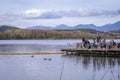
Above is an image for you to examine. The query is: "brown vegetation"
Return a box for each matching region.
[0,29,118,39]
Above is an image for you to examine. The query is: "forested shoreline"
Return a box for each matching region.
[0,29,119,39]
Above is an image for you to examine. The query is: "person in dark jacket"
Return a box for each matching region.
[84,39,91,49]
[117,43,120,48]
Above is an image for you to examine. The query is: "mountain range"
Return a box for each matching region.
[0,21,120,32]
[27,21,120,32]
[0,25,19,32]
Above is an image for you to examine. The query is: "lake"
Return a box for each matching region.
[0,40,120,80]
[0,39,120,53]
[0,40,79,52]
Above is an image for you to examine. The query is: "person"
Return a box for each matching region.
[93,38,97,48]
[101,39,106,49]
[96,35,101,47]
[96,35,101,42]
[84,39,91,49]
[82,38,85,48]
[118,43,120,48]
[109,39,116,49]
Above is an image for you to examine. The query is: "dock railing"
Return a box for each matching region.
[62,42,120,56]
[67,43,77,49]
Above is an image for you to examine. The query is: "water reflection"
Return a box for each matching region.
[62,55,120,80]
[0,54,119,80]
[0,44,66,52]
[63,55,120,71]
[0,44,41,52]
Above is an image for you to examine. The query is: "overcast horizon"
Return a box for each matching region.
[0,0,120,28]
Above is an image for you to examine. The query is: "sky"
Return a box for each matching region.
[0,0,120,28]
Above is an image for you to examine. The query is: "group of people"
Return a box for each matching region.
[78,36,120,49]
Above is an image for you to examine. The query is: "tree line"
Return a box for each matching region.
[0,29,118,39]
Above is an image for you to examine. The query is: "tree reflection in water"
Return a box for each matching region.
[62,55,120,80]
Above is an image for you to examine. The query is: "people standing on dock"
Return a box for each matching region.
[77,37,119,49]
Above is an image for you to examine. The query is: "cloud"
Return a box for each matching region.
[0,13,21,22]
[23,9,62,19]
[59,8,120,17]
[23,8,120,19]
[0,8,119,23]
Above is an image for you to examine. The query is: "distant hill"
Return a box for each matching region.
[72,21,120,31]
[27,25,52,30]
[73,24,97,30]
[54,24,71,30]
[0,25,19,32]
[99,21,120,31]
[0,25,119,39]
[27,21,120,32]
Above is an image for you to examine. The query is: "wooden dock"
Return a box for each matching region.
[61,48,120,57]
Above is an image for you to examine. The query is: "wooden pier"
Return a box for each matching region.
[61,48,120,57]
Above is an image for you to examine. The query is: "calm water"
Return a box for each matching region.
[0,40,80,52]
[0,55,119,80]
[0,40,120,80]
[0,39,120,52]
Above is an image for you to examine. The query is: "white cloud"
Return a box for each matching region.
[23,8,120,19]
[23,9,62,19]
[24,9,48,17]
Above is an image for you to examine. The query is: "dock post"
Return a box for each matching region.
[66,51,68,55]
